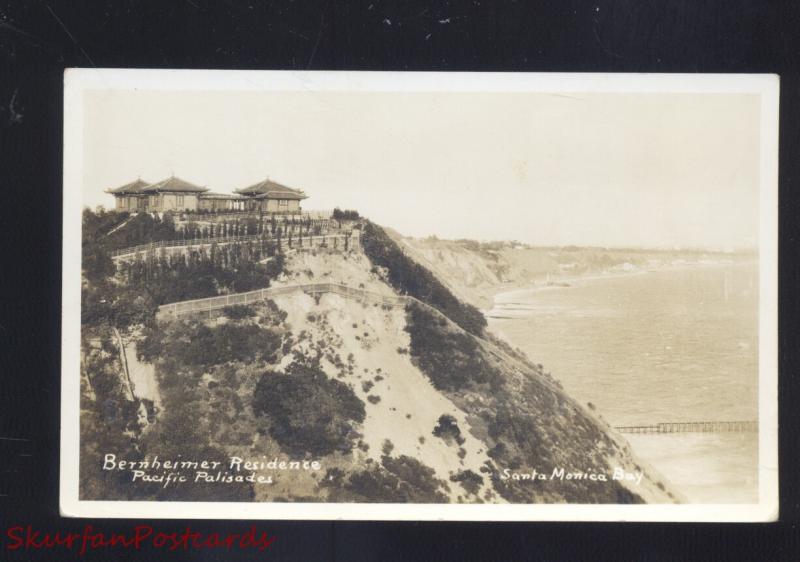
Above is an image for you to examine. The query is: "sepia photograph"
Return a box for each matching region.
[60,70,778,521]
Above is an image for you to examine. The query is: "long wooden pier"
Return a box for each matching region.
[614,421,758,434]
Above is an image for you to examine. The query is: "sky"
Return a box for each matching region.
[81,89,761,249]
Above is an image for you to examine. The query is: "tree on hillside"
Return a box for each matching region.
[332,208,360,221]
[253,362,365,456]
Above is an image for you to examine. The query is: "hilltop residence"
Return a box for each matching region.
[107,176,307,214]
[234,178,307,214]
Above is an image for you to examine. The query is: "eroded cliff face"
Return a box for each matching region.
[265,251,496,502]
[123,233,678,504]
[390,234,567,309]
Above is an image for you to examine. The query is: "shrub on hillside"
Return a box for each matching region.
[82,207,130,240]
[332,208,360,220]
[252,363,366,456]
[222,304,256,319]
[261,299,289,326]
[82,208,128,282]
[138,319,281,366]
[79,398,143,500]
[360,221,486,336]
[381,455,449,501]
[137,403,255,502]
[103,211,179,251]
[110,290,159,330]
[83,244,116,283]
[432,414,466,446]
[449,469,483,496]
[81,280,158,332]
[405,303,502,391]
[325,457,449,503]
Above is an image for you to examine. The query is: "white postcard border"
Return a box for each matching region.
[60,70,779,522]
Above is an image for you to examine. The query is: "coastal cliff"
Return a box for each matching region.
[79,211,679,504]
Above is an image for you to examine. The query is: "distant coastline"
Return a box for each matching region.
[486,257,758,313]
[395,232,757,312]
[481,257,759,503]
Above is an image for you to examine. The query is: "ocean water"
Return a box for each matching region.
[487,263,759,503]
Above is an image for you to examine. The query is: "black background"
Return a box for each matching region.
[1,1,798,560]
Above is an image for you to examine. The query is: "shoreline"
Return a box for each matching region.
[479,258,758,504]
[482,258,758,312]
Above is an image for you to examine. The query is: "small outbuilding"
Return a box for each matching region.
[234,178,307,214]
[198,192,242,212]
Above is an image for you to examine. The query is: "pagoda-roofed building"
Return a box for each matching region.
[141,176,209,212]
[106,175,209,212]
[234,178,307,214]
[106,174,309,214]
[105,178,151,212]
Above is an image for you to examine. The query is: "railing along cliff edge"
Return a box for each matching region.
[113,232,359,261]
[158,282,406,318]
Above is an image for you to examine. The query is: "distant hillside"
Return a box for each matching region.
[393,234,752,308]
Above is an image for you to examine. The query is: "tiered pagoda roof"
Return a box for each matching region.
[142,176,208,193]
[105,178,151,195]
[234,178,307,200]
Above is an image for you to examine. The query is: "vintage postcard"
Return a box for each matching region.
[61,70,778,521]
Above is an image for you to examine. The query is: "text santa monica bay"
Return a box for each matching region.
[498,467,644,485]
